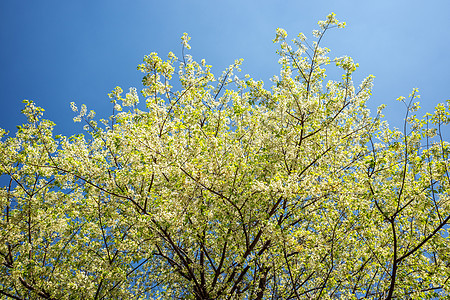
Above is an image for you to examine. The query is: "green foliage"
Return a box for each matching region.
[0,14,449,299]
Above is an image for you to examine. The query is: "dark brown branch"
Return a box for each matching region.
[0,289,23,300]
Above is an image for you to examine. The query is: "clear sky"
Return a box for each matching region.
[1,0,449,139]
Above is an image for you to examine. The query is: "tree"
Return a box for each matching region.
[1,13,449,299]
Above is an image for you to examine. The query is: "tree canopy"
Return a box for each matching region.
[1,14,449,299]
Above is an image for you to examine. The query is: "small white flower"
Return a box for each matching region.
[87,110,96,119]
[124,87,139,106]
[70,102,77,112]
[274,28,288,43]
[181,32,191,49]
[80,104,87,117]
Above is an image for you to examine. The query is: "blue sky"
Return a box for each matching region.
[1,0,449,138]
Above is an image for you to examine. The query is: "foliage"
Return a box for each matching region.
[1,14,449,299]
